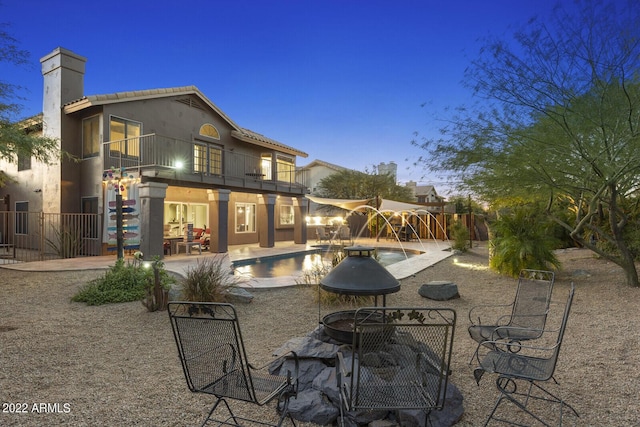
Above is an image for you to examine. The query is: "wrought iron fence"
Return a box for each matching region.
[0,211,102,264]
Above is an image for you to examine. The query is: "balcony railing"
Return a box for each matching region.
[103,134,309,191]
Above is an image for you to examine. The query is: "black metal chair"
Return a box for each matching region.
[473,284,578,426]
[468,269,555,360]
[336,307,456,427]
[168,302,299,427]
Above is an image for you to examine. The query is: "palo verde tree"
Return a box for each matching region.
[316,169,414,203]
[414,0,640,286]
[0,22,60,187]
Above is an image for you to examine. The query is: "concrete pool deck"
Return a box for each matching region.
[0,238,453,288]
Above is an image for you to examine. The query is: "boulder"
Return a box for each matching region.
[418,281,460,301]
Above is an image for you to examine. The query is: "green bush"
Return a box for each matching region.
[72,258,147,305]
[450,221,469,252]
[72,255,176,306]
[489,205,561,277]
[181,256,243,302]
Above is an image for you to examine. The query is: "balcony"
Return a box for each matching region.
[103,134,309,196]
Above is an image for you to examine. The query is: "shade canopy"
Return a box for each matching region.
[320,246,400,296]
[305,195,372,212]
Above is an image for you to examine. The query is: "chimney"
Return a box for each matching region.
[40,47,86,137]
[39,48,87,213]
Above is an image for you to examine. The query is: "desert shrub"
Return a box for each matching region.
[72,258,147,305]
[72,254,175,307]
[181,256,243,302]
[489,205,561,277]
[450,221,469,252]
[46,221,83,258]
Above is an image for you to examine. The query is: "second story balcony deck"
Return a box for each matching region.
[103,134,309,196]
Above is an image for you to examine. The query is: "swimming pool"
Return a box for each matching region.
[232,248,421,278]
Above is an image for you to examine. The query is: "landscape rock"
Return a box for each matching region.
[418,281,460,301]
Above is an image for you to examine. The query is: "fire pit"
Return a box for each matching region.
[322,309,391,344]
[320,246,400,344]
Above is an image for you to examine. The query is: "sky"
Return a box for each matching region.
[2,0,559,192]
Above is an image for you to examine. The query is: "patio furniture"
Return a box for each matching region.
[336,307,456,427]
[468,269,555,360]
[473,284,578,426]
[337,226,351,245]
[316,227,331,243]
[168,302,299,427]
[176,241,203,255]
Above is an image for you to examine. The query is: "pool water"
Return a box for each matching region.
[232,248,419,278]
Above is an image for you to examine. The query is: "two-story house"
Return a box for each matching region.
[0,47,309,259]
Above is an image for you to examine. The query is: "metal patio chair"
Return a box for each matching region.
[473,283,578,426]
[468,269,555,361]
[168,302,299,427]
[336,307,456,426]
[337,226,352,245]
[316,227,331,243]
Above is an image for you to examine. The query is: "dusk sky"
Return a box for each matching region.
[3,1,566,192]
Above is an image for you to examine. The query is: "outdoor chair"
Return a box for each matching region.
[316,227,331,243]
[337,226,352,245]
[336,307,456,427]
[168,302,299,427]
[468,269,555,361]
[473,283,578,426]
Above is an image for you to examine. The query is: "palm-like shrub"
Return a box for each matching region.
[489,205,561,277]
[450,221,469,252]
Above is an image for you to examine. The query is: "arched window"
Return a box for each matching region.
[199,124,220,139]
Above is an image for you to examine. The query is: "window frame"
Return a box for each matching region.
[82,115,101,158]
[279,205,295,227]
[235,202,256,233]
[108,116,142,159]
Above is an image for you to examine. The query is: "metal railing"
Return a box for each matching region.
[0,211,102,264]
[103,134,309,189]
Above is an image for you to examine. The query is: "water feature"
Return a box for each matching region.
[232,247,421,278]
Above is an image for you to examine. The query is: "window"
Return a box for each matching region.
[82,116,100,158]
[199,123,220,139]
[163,202,208,237]
[276,155,294,183]
[15,201,28,234]
[260,154,272,180]
[193,143,222,175]
[279,205,294,226]
[109,117,141,158]
[194,144,207,173]
[235,203,256,233]
[17,152,31,171]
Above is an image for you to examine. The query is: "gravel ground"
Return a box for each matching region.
[1,243,639,426]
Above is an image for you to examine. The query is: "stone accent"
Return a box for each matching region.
[270,325,464,426]
[418,281,460,301]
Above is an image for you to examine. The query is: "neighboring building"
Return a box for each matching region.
[297,159,348,195]
[405,181,443,204]
[0,47,310,259]
[377,161,397,182]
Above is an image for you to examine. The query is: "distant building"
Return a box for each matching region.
[296,159,347,195]
[377,161,397,182]
[405,181,444,203]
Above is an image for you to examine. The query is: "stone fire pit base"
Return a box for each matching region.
[271,325,464,426]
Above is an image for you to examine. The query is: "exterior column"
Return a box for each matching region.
[258,194,277,248]
[138,182,168,259]
[208,189,230,253]
[294,196,307,244]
